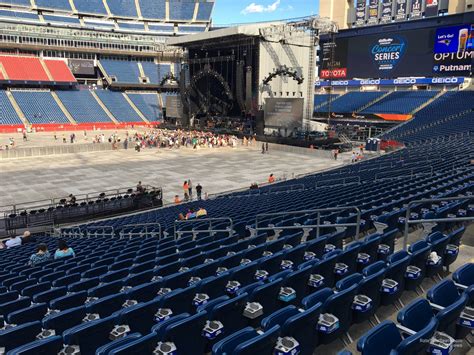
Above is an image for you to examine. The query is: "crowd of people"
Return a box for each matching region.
[0,230,75,266]
[128,129,240,151]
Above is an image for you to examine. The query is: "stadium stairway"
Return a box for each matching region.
[122,93,150,124]
[411,90,446,115]
[356,91,392,113]
[50,91,77,125]
[89,90,120,124]
[4,91,29,127]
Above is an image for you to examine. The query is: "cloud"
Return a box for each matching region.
[241,0,281,15]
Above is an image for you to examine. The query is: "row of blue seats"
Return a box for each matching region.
[3,235,470,354]
[0,222,468,354]
[346,262,474,354]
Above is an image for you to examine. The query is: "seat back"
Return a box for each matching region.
[249,278,283,316]
[5,335,63,355]
[50,291,87,311]
[261,305,299,331]
[63,316,116,355]
[160,285,197,315]
[162,311,208,354]
[108,333,158,355]
[117,299,160,334]
[357,320,402,355]
[395,318,438,355]
[234,325,280,355]
[211,327,258,355]
[0,321,42,352]
[453,263,474,287]
[427,279,461,307]
[323,283,359,333]
[397,299,433,332]
[210,292,249,334]
[42,305,86,334]
[283,302,322,355]
[95,333,142,355]
[7,303,48,325]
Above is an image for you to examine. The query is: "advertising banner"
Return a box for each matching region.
[68,59,95,76]
[425,0,439,17]
[433,25,473,75]
[409,0,423,20]
[380,0,394,23]
[367,0,380,25]
[395,0,408,21]
[355,0,367,26]
[264,98,303,129]
[315,77,465,87]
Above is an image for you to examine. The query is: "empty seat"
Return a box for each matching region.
[42,306,86,335]
[7,303,47,325]
[50,291,87,311]
[62,316,116,355]
[5,335,63,355]
[95,332,142,355]
[357,319,438,355]
[0,321,42,353]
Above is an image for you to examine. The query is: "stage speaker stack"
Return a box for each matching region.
[256,110,264,136]
[245,66,252,113]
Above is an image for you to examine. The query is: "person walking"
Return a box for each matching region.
[196,183,203,200]
[188,180,193,200]
[262,143,265,154]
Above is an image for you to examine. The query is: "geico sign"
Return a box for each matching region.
[332,81,349,85]
[393,78,417,84]
[430,78,461,84]
[360,79,380,85]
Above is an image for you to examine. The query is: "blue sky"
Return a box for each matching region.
[211,0,319,25]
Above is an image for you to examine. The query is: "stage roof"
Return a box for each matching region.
[167,22,281,47]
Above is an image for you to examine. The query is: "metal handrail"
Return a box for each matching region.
[269,184,305,194]
[375,166,434,180]
[403,196,474,250]
[255,206,361,240]
[315,176,360,187]
[85,226,115,238]
[174,217,233,239]
[118,223,162,239]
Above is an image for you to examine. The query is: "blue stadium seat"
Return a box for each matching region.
[357,319,437,355]
[62,316,116,355]
[42,305,86,335]
[6,335,63,355]
[95,332,142,355]
[426,280,470,338]
[0,321,42,353]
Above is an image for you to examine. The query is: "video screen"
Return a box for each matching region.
[434,25,472,53]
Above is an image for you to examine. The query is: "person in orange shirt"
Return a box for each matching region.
[183,181,189,201]
[268,174,275,183]
[174,195,181,204]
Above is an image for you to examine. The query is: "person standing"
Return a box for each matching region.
[262,143,265,154]
[183,181,189,201]
[265,142,269,153]
[196,183,203,200]
[188,180,193,200]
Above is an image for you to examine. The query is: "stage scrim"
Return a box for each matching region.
[264,98,304,129]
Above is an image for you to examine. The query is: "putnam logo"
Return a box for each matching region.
[370,37,406,71]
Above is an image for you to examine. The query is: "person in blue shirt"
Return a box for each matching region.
[29,243,51,266]
[54,239,75,259]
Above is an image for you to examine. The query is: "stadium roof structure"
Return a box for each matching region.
[167,22,282,46]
